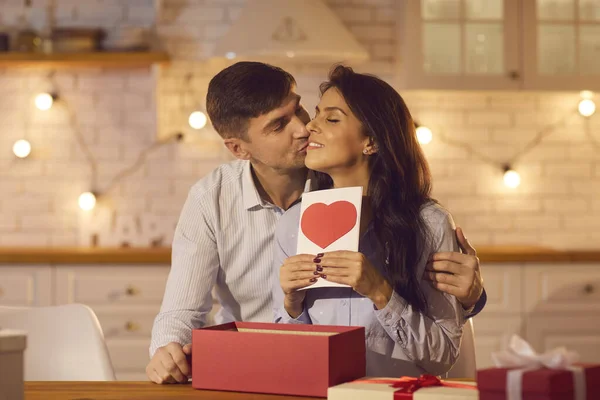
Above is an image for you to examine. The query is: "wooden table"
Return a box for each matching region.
[24,382,321,400]
[25,379,476,399]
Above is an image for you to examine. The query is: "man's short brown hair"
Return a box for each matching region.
[206,62,296,140]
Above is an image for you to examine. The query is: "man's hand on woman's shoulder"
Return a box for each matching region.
[424,227,483,310]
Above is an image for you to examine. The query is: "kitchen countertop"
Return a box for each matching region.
[1,246,600,264]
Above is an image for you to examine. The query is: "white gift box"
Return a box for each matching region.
[0,330,27,400]
[328,377,479,400]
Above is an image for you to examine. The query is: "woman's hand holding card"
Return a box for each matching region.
[280,254,322,317]
[317,250,393,310]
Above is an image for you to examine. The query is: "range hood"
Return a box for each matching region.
[213,0,370,64]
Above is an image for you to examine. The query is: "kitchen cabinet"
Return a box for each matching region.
[398,0,600,90]
[54,265,171,381]
[0,266,52,307]
[474,262,600,368]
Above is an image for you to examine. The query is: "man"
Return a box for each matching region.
[146,62,485,384]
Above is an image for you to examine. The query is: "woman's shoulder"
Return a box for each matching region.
[420,200,458,252]
[420,200,455,228]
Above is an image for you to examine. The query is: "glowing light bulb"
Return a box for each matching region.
[189,111,208,129]
[35,93,54,110]
[12,139,32,158]
[416,126,433,145]
[225,52,236,60]
[578,99,596,117]
[580,90,593,100]
[78,192,97,211]
[503,169,521,188]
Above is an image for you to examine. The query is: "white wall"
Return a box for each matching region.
[0,0,598,248]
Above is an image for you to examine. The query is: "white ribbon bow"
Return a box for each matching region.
[491,335,585,400]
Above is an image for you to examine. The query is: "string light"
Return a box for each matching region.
[225,52,236,60]
[77,132,185,211]
[14,72,190,212]
[188,111,208,129]
[503,166,521,189]
[35,92,55,110]
[9,75,595,212]
[182,73,209,131]
[78,192,97,211]
[416,125,433,145]
[578,99,596,117]
[416,93,591,190]
[12,139,32,158]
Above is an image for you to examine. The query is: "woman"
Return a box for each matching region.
[272,65,465,377]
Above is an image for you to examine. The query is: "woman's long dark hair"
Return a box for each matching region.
[314,65,434,313]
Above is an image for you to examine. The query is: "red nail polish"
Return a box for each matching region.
[316,253,324,258]
[321,274,327,279]
[313,258,321,263]
[316,265,323,272]
[313,271,319,275]
[310,277,317,282]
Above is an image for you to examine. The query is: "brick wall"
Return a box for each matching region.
[0,0,599,248]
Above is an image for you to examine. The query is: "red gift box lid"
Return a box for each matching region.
[477,364,600,395]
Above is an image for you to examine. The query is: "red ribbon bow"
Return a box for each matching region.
[390,374,442,393]
[361,375,476,398]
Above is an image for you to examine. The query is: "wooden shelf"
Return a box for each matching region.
[0,247,171,265]
[1,246,600,265]
[475,246,600,263]
[0,51,170,68]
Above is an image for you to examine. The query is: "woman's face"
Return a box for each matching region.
[305,88,371,174]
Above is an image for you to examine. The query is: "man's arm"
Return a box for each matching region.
[424,227,486,316]
[147,188,219,383]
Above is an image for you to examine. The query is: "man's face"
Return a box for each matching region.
[235,89,311,172]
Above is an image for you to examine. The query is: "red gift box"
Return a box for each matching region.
[191,322,366,397]
[477,364,600,400]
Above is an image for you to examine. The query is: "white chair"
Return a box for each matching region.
[445,318,476,379]
[0,304,116,381]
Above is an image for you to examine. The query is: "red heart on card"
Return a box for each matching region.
[301,201,358,249]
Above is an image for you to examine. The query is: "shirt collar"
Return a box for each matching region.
[242,161,312,210]
[242,161,263,210]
